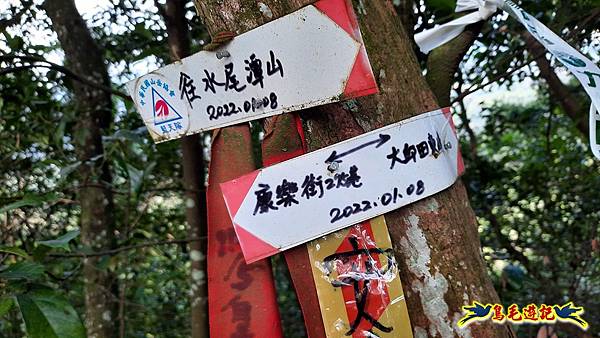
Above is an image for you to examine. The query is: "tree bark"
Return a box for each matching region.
[159,1,209,337]
[194,0,513,336]
[43,1,117,337]
[303,4,510,335]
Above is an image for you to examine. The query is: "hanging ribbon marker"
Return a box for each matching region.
[414,0,501,54]
[207,126,283,338]
[415,0,600,160]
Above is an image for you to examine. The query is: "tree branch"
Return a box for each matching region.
[426,18,485,106]
[0,0,33,32]
[451,55,535,105]
[50,237,207,258]
[0,54,131,101]
[522,31,588,136]
[452,21,594,106]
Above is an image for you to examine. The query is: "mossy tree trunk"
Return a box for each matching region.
[194,1,514,336]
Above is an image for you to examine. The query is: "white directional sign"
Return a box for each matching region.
[221,108,465,263]
[126,0,377,143]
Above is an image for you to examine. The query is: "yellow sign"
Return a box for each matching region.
[307,216,413,337]
[458,301,589,330]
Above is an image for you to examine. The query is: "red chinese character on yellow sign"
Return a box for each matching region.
[507,304,523,322]
[539,304,556,321]
[522,304,539,322]
[491,304,505,322]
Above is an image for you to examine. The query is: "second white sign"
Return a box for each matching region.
[221,108,465,263]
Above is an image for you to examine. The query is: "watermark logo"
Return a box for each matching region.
[458,301,588,330]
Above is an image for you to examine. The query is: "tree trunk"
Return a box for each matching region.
[426,21,484,107]
[159,1,209,337]
[43,1,117,337]
[194,1,513,336]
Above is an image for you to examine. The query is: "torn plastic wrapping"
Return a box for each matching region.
[308,216,413,338]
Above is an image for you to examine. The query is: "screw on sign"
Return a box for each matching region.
[257,112,415,337]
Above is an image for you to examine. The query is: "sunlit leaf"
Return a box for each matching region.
[0,297,14,318]
[59,161,82,179]
[103,129,144,143]
[0,193,60,213]
[127,163,144,195]
[0,246,29,258]
[37,230,80,252]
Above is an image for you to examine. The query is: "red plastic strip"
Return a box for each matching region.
[207,125,283,338]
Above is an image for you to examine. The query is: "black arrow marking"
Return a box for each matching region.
[325,133,391,163]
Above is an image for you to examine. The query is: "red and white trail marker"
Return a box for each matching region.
[126,0,377,143]
[221,108,465,263]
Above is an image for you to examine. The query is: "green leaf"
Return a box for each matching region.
[32,245,52,262]
[37,230,80,252]
[16,288,86,338]
[127,163,144,195]
[0,246,29,258]
[134,22,153,40]
[425,0,455,14]
[0,193,60,213]
[53,118,67,149]
[4,32,24,50]
[126,161,156,196]
[0,261,44,281]
[0,297,14,318]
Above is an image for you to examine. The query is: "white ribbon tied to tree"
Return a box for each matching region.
[415,0,600,160]
[414,0,502,54]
